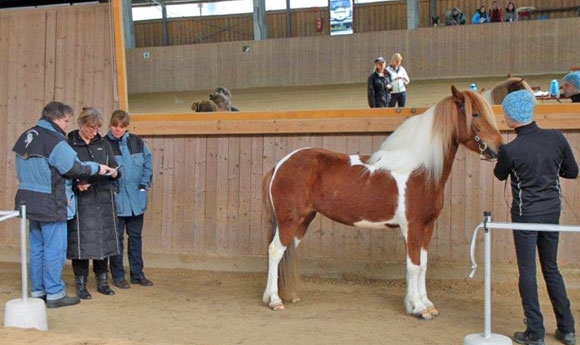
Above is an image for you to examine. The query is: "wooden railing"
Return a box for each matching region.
[129,104,580,136]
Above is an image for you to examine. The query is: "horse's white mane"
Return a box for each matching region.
[368,106,445,180]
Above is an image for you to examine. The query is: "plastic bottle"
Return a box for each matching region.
[549,79,559,97]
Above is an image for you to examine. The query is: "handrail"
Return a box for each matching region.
[128,104,580,136]
[0,206,27,302]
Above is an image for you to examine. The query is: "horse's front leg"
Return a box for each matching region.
[262,230,286,310]
[404,249,437,319]
[418,249,438,318]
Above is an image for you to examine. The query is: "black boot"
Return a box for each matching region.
[74,275,92,300]
[96,272,115,295]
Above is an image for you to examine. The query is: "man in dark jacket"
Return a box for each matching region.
[562,71,580,103]
[493,90,578,345]
[13,101,111,308]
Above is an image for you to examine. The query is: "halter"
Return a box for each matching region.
[457,102,497,161]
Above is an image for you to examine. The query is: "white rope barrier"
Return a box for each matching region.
[464,211,580,345]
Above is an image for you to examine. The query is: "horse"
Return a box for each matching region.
[482,76,534,104]
[262,86,503,319]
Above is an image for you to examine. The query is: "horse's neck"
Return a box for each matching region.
[435,141,460,190]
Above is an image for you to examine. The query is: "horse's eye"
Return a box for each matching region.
[472,113,479,118]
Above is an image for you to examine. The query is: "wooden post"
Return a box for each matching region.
[112,0,129,111]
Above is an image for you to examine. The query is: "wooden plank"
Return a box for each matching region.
[249,136,265,256]
[215,138,229,254]
[204,137,219,254]
[192,137,208,254]
[226,136,241,255]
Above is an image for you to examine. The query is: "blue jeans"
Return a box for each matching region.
[110,215,145,282]
[512,212,575,340]
[388,92,406,107]
[29,220,67,300]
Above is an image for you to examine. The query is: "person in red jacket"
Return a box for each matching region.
[489,1,503,22]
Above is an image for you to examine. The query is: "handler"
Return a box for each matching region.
[493,90,577,345]
[561,71,580,103]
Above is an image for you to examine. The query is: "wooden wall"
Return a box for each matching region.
[0,4,118,242]
[123,107,580,268]
[133,0,580,47]
[126,17,580,94]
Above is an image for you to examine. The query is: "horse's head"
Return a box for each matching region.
[485,76,534,105]
[451,85,503,160]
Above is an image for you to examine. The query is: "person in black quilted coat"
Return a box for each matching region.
[67,107,121,300]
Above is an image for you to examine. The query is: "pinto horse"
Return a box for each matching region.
[483,76,534,104]
[262,86,503,319]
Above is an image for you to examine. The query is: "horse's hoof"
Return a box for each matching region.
[271,303,285,311]
[289,296,301,304]
[427,306,439,317]
[417,310,434,320]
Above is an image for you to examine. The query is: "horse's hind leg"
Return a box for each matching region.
[263,229,286,310]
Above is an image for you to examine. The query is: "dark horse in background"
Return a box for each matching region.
[483,75,534,105]
[262,86,504,319]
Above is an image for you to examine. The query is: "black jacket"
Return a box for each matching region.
[66,130,120,260]
[494,122,578,217]
[367,71,391,108]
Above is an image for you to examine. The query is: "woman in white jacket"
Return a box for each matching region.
[386,53,410,107]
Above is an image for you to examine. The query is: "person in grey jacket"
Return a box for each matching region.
[494,90,577,345]
[13,101,111,308]
[107,109,154,289]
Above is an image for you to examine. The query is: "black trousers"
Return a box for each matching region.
[72,258,108,277]
[512,212,575,340]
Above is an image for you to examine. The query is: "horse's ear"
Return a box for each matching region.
[451,85,464,101]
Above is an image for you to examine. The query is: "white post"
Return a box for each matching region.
[20,205,27,302]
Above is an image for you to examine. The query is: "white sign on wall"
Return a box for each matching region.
[329,0,353,35]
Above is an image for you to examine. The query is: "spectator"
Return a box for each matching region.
[445,7,466,25]
[367,56,392,108]
[107,109,154,289]
[489,1,503,22]
[12,101,110,308]
[561,71,580,103]
[505,2,518,22]
[386,53,410,108]
[209,92,233,112]
[214,86,239,111]
[192,100,217,112]
[472,5,490,24]
[494,90,577,345]
[67,107,121,299]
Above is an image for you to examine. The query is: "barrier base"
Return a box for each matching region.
[463,333,512,345]
[4,298,48,331]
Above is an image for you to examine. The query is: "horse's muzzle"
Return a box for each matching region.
[479,143,498,161]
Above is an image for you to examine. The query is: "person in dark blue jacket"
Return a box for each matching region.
[107,109,154,289]
[494,90,578,345]
[12,101,111,308]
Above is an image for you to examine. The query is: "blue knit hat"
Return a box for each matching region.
[502,90,535,123]
[563,71,580,89]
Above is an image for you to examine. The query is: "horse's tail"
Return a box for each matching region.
[263,168,277,243]
[263,167,300,301]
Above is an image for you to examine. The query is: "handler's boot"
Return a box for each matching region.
[96,272,115,295]
[74,275,92,300]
